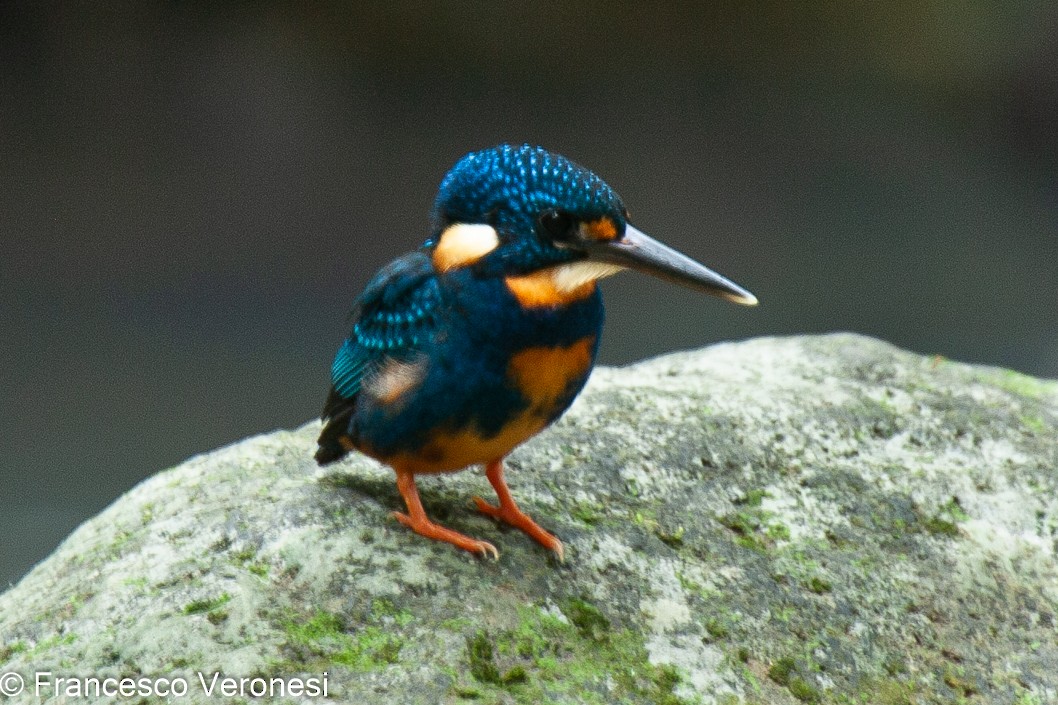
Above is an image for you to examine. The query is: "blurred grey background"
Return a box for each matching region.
[2,2,1057,587]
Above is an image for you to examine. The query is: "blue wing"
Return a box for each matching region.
[329,338,371,400]
[317,251,442,463]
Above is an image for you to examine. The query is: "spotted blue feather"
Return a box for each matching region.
[326,251,442,404]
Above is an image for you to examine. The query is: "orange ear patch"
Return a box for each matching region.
[581,217,619,242]
[432,223,500,272]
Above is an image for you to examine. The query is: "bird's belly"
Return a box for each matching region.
[358,335,596,474]
[384,412,548,474]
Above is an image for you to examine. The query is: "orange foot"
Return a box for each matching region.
[473,459,564,561]
[393,467,498,559]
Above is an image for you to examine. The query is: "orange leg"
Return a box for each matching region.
[474,459,564,561]
[392,467,498,560]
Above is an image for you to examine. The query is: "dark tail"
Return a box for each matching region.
[315,389,355,465]
[315,417,351,465]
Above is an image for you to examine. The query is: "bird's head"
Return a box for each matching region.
[426,144,757,306]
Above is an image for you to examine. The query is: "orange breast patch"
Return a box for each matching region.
[507,336,595,415]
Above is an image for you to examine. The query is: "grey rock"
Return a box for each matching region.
[2,333,1057,704]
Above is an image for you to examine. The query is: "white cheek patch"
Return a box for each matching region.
[432,223,500,272]
[550,261,625,292]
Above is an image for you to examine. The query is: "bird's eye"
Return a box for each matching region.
[538,209,575,244]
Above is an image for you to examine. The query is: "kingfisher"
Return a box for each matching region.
[316,144,757,560]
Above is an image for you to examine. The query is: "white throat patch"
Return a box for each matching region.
[550,261,625,292]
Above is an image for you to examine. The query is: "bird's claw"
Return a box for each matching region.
[476,541,500,561]
[391,511,499,560]
[472,496,564,561]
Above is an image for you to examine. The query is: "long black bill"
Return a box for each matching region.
[584,224,758,305]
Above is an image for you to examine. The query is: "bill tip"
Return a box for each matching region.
[731,291,759,306]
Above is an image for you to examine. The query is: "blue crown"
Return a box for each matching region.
[431,144,626,233]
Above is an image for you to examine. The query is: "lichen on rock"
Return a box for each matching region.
[2,333,1056,704]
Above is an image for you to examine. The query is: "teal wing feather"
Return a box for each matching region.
[316,251,442,463]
